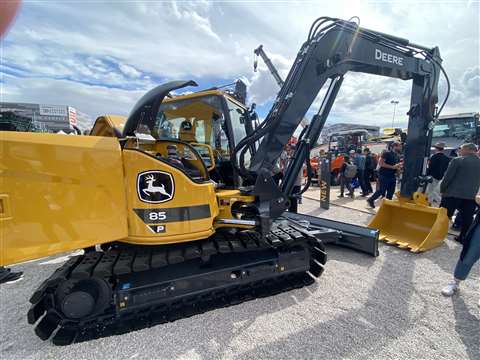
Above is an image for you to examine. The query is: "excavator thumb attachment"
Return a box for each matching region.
[368,194,449,253]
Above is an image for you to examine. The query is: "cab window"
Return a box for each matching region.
[226,99,249,165]
[146,95,230,160]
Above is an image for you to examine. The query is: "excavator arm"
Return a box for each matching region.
[236,17,447,227]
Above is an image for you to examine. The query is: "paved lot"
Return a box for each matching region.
[1,195,478,360]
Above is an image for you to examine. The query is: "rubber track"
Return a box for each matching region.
[28,222,327,345]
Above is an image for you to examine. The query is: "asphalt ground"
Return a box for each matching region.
[1,195,479,360]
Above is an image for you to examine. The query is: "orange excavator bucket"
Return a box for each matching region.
[368,194,449,253]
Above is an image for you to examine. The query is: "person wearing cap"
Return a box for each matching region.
[363,148,374,194]
[165,144,184,168]
[426,142,451,206]
[353,148,368,196]
[338,155,355,198]
[440,143,480,243]
[367,142,402,208]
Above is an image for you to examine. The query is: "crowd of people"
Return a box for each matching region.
[336,141,480,301]
[337,148,376,198]
[278,139,480,304]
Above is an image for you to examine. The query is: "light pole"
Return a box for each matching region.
[390,100,399,128]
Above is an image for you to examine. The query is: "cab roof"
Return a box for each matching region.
[164,89,247,109]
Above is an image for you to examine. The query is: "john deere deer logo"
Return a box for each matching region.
[137,171,174,203]
[143,174,170,197]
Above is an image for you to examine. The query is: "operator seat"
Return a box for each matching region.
[161,144,203,180]
[179,119,197,142]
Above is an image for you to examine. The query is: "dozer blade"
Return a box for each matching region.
[368,198,449,253]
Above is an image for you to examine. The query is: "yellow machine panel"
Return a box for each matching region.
[368,195,449,253]
[122,149,219,244]
[215,189,256,229]
[90,115,126,137]
[0,132,128,266]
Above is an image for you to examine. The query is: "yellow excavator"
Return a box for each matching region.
[0,17,449,344]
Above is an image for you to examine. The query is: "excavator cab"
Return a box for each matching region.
[136,90,252,187]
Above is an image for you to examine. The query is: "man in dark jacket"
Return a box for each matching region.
[353,149,368,196]
[367,142,402,208]
[363,148,374,194]
[338,155,355,198]
[440,143,480,243]
[426,142,451,206]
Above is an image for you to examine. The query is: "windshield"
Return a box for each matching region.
[432,117,478,144]
[226,99,249,165]
[135,95,231,158]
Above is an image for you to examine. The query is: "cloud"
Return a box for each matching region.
[246,51,291,105]
[170,1,220,42]
[461,66,480,96]
[118,63,142,79]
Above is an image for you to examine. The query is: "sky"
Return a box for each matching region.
[1,0,479,129]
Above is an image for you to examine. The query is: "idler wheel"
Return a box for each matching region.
[55,277,112,320]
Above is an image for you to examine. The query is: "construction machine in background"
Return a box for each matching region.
[1,16,450,344]
[432,112,479,152]
[324,129,371,185]
[312,128,397,186]
[328,129,370,154]
[253,45,284,88]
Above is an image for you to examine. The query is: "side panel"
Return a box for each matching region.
[122,149,219,244]
[0,132,128,266]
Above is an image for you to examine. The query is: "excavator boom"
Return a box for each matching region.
[235,18,448,247]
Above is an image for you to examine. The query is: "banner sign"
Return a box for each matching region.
[68,106,77,127]
[39,104,68,117]
[320,153,331,210]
